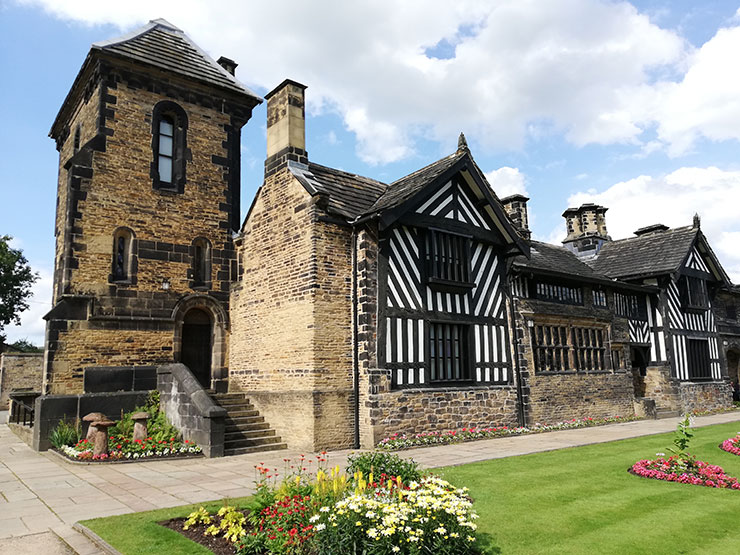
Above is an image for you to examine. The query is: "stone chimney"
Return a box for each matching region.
[264,79,308,176]
[500,194,531,239]
[562,203,610,259]
[216,56,237,75]
[634,223,669,237]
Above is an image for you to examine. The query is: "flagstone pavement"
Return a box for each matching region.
[0,410,739,553]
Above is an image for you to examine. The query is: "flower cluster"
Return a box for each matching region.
[249,494,315,553]
[61,435,201,461]
[720,434,740,456]
[631,456,740,489]
[379,415,638,450]
[311,476,479,554]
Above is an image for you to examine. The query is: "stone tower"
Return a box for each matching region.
[562,203,610,259]
[44,19,261,394]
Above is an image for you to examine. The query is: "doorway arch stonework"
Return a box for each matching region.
[172,294,229,392]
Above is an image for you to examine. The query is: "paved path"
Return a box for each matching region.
[0,411,738,553]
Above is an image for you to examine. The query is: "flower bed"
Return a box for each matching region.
[59,435,202,461]
[174,452,483,554]
[378,415,638,450]
[631,455,740,489]
[720,435,740,456]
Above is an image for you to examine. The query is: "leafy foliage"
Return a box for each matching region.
[5,338,42,353]
[347,451,422,483]
[49,417,81,448]
[669,413,694,461]
[0,235,38,347]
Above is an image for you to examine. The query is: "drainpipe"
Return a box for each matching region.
[509,282,526,427]
[352,226,360,449]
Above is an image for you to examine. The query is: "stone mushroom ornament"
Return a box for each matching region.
[132,412,150,442]
[92,419,115,457]
[83,412,105,442]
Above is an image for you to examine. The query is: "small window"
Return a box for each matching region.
[686,339,711,381]
[429,323,470,383]
[73,125,81,154]
[534,281,582,305]
[424,229,473,292]
[111,228,134,282]
[191,237,211,287]
[614,293,647,320]
[151,101,188,192]
[680,276,709,311]
[592,289,607,308]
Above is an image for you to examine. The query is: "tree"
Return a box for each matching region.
[0,235,38,350]
[6,339,42,353]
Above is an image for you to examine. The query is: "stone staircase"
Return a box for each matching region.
[208,392,287,456]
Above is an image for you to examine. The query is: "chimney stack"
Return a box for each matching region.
[216,56,238,76]
[500,194,531,239]
[562,203,610,259]
[264,79,308,176]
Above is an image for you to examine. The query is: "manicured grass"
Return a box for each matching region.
[441,421,740,555]
[81,496,252,554]
[82,422,740,554]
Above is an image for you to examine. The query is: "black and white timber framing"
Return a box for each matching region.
[379,175,518,389]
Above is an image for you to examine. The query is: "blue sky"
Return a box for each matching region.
[3,0,740,345]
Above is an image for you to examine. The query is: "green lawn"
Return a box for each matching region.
[441,421,740,555]
[82,421,740,554]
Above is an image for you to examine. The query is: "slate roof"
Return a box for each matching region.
[289,162,387,220]
[366,150,467,214]
[93,19,261,100]
[513,241,601,280]
[589,225,697,279]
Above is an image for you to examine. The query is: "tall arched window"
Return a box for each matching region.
[151,101,188,192]
[111,227,135,282]
[191,237,211,288]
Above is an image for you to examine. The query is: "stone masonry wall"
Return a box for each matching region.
[513,287,636,425]
[46,62,250,394]
[679,381,733,413]
[0,353,44,409]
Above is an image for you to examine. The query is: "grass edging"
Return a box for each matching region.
[73,522,122,555]
[79,496,253,555]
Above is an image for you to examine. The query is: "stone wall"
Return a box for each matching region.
[0,353,43,409]
[642,364,680,411]
[679,381,733,413]
[45,57,255,394]
[360,369,518,444]
[526,372,635,423]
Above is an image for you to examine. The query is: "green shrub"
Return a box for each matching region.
[109,390,179,441]
[347,451,422,483]
[49,417,81,448]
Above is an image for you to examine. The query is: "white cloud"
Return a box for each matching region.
[18,0,693,163]
[485,166,528,198]
[4,265,53,348]
[567,166,740,282]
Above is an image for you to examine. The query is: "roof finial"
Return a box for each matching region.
[457,132,469,152]
[693,213,701,229]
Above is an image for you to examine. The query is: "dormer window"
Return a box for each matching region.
[151,101,188,192]
[680,276,709,311]
[424,229,473,293]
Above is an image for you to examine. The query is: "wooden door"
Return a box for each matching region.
[180,309,212,388]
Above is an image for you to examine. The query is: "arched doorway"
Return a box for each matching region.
[180,308,213,388]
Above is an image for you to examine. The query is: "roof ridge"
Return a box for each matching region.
[605,224,696,245]
[388,150,463,187]
[309,162,387,187]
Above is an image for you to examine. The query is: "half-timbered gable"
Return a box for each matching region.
[590,219,732,413]
[367,140,528,390]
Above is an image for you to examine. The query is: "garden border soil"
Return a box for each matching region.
[47,448,204,465]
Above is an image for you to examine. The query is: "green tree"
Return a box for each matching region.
[0,235,38,350]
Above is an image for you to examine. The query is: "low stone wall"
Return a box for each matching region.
[32,390,149,451]
[679,381,733,413]
[526,371,635,424]
[0,353,43,409]
[157,363,226,457]
[643,364,680,411]
[368,385,519,445]
[83,366,157,393]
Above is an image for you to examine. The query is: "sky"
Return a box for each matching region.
[3,0,740,346]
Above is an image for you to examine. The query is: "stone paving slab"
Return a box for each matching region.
[0,411,737,553]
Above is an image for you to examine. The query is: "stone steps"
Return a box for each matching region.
[209,392,287,456]
[656,409,681,419]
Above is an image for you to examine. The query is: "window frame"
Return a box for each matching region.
[190,237,212,289]
[151,101,188,193]
[110,227,136,284]
[680,275,709,312]
[532,280,583,306]
[614,292,647,320]
[686,338,712,381]
[428,322,472,384]
[531,322,611,373]
[423,228,474,293]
